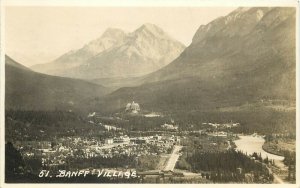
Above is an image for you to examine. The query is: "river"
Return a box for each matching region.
[234,135,284,161]
[234,135,287,183]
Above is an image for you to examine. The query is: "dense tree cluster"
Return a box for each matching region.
[182,150,272,183]
[136,155,161,171]
[6,110,80,123]
[5,110,108,141]
[5,142,25,181]
[283,151,296,181]
[187,150,261,172]
[171,108,295,134]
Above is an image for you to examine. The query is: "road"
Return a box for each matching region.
[227,140,231,150]
[164,145,183,171]
[273,173,284,184]
[258,160,285,184]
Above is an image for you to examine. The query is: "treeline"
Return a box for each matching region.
[5,110,108,141]
[171,108,295,134]
[6,110,81,125]
[100,106,296,134]
[186,150,263,172]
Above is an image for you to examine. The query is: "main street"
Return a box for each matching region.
[164,145,183,171]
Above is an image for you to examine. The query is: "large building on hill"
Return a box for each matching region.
[125,101,140,113]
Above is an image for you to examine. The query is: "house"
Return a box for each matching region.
[153,135,162,140]
[130,138,148,144]
[161,123,178,130]
[105,138,114,145]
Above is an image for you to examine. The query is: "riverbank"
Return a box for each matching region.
[262,142,284,156]
[234,135,298,184]
[262,139,295,157]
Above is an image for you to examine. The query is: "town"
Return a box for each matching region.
[16,133,180,168]
[5,102,295,183]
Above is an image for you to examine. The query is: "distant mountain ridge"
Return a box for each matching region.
[6,56,109,111]
[92,7,296,113]
[31,23,185,79]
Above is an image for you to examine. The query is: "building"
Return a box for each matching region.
[161,123,178,130]
[113,136,130,143]
[125,101,140,113]
[153,135,162,140]
[105,138,114,145]
[130,138,148,144]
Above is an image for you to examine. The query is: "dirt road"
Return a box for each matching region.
[164,145,183,171]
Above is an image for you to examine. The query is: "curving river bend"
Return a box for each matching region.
[234,135,288,183]
[234,135,284,161]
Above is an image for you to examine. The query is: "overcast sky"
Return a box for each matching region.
[5,6,236,66]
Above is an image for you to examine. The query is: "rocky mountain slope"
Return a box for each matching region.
[6,56,110,111]
[94,7,296,113]
[31,23,185,80]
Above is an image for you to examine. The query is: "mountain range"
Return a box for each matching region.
[6,7,296,115]
[92,7,296,113]
[31,23,185,80]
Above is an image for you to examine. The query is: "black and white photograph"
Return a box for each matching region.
[0,0,298,186]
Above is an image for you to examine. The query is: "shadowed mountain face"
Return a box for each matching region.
[93,7,296,113]
[5,56,110,111]
[31,23,185,80]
